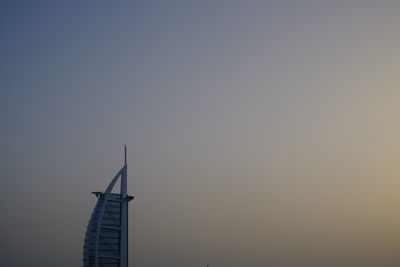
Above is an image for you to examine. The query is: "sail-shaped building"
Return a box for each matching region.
[83,147,134,267]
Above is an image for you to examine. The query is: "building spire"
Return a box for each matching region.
[124,145,127,166]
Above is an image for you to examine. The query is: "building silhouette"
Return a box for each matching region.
[83,147,134,267]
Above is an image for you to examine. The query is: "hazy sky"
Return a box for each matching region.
[1,1,400,266]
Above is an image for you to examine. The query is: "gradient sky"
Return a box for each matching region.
[1,1,400,267]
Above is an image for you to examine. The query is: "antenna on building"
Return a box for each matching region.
[124,145,127,166]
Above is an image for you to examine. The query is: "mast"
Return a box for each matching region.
[121,145,127,196]
[120,145,129,267]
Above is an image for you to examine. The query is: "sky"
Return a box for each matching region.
[1,1,400,266]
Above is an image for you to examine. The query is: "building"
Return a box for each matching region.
[83,147,134,267]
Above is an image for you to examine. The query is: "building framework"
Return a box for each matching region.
[83,147,133,267]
